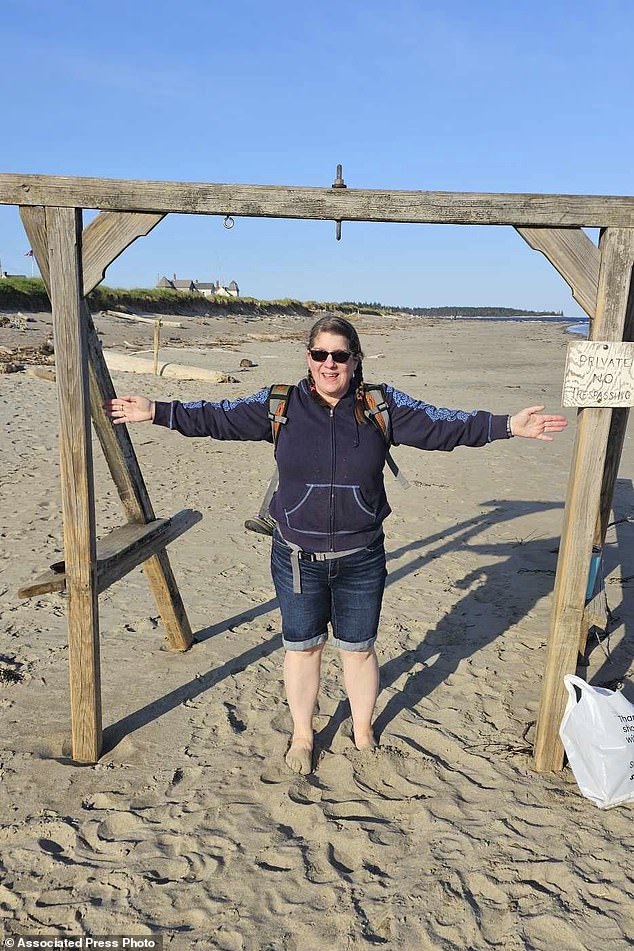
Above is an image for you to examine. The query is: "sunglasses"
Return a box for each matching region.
[308,348,354,364]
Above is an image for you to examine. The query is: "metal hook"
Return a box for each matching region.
[331,164,346,240]
[223,215,235,230]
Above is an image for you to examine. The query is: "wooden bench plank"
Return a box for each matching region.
[96,509,201,592]
[18,564,66,599]
[17,509,202,599]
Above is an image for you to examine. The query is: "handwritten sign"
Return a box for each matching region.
[562,341,634,407]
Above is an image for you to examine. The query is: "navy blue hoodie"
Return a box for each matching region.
[153,380,510,553]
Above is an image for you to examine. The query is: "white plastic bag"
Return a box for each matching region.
[559,674,634,809]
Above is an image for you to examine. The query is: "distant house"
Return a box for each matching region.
[193,282,218,298]
[211,279,240,298]
[0,259,26,279]
[156,275,196,293]
[156,274,240,298]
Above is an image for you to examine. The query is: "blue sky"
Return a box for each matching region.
[1,0,632,314]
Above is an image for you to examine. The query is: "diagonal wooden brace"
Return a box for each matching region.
[82,210,164,296]
[516,226,599,319]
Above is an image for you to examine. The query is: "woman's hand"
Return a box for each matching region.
[509,405,568,441]
[103,395,154,425]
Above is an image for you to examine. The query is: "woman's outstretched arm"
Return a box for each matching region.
[104,389,273,442]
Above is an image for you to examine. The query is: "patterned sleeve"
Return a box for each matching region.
[384,385,509,451]
[153,387,273,441]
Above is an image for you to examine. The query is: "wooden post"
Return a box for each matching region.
[534,228,634,772]
[153,318,162,375]
[578,283,634,646]
[593,275,634,546]
[47,206,102,763]
[21,206,194,651]
[597,408,630,541]
[577,407,630,642]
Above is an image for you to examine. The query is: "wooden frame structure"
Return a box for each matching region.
[2,173,632,771]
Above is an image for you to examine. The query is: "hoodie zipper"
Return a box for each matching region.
[329,407,335,550]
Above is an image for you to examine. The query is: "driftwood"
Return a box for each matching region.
[103,349,231,382]
[26,366,57,382]
[101,310,183,328]
[24,353,234,385]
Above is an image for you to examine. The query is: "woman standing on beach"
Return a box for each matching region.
[105,316,567,775]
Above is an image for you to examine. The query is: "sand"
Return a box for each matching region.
[1,310,633,950]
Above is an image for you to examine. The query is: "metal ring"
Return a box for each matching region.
[224,216,235,230]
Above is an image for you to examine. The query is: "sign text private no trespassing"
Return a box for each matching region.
[562,341,634,407]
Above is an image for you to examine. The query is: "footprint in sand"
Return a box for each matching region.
[0,814,84,877]
[349,743,437,802]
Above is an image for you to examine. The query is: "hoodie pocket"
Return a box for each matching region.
[284,483,377,537]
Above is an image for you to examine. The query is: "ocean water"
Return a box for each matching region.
[438,314,590,335]
[566,320,590,337]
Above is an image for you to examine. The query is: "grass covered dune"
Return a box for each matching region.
[0,275,562,320]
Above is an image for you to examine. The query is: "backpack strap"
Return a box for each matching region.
[244,384,292,536]
[363,384,393,447]
[267,383,294,451]
[363,384,410,489]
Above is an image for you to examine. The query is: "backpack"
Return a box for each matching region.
[267,382,409,488]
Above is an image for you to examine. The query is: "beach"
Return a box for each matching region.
[0,310,633,950]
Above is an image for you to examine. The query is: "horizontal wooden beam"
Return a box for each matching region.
[5,173,634,227]
[17,509,202,599]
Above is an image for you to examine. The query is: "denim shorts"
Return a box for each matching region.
[270,535,387,652]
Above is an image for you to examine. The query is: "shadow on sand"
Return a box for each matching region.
[104,484,634,757]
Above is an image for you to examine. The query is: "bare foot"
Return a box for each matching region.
[285,736,313,775]
[353,728,377,751]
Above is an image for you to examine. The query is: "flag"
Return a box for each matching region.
[24,249,33,257]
